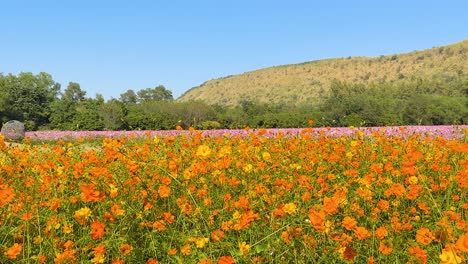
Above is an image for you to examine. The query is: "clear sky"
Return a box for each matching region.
[1,0,467,100]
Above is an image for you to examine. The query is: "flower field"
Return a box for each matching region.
[1,126,467,263]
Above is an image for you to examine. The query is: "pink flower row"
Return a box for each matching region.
[25,125,467,141]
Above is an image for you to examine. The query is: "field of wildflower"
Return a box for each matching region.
[1,125,467,263]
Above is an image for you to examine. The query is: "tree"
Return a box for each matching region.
[119,89,138,104]
[136,85,174,103]
[0,72,60,130]
[49,99,77,130]
[49,82,87,130]
[63,82,86,102]
[100,99,126,130]
[153,85,174,101]
[73,97,105,130]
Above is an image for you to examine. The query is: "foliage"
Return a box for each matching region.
[72,97,105,130]
[135,85,174,103]
[100,100,126,130]
[0,72,60,130]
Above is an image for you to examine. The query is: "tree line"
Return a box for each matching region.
[0,72,466,131]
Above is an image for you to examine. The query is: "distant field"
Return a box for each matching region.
[1,126,467,263]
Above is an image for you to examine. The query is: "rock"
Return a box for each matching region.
[1,120,26,141]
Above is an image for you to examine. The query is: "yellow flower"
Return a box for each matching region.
[439,248,462,264]
[57,166,64,176]
[232,211,241,220]
[325,220,334,234]
[283,203,297,215]
[109,184,119,198]
[196,145,212,158]
[91,254,105,264]
[218,146,232,157]
[33,236,43,245]
[262,152,271,162]
[409,176,418,185]
[239,241,250,256]
[195,237,209,249]
[63,223,73,234]
[243,164,253,173]
[75,207,92,218]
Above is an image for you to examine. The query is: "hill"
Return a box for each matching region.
[177,40,468,106]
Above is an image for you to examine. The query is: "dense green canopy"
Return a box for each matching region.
[0,72,466,131]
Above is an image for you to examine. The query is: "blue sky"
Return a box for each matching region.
[1,0,467,100]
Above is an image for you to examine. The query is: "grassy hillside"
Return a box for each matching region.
[177,40,468,106]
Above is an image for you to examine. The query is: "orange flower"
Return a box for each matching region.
[377,199,390,210]
[272,207,285,218]
[379,241,393,255]
[161,176,171,185]
[416,202,430,214]
[38,255,47,264]
[146,258,159,264]
[308,208,326,231]
[111,259,124,264]
[384,183,406,198]
[211,230,225,242]
[163,212,175,224]
[4,243,22,259]
[415,228,434,245]
[90,220,106,240]
[342,216,357,231]
[234,196,250,210]
[408,246,427,264]
[54,250,76,264]
[181,244,191,256]
[323,197,339,215]
[80,183,106,202]
[119,244,134,255]
[233,210,259,230]
[152,220,166,231]
[375,226,388,240]
[158,185,171,198]
[354,226,371,240]
[110,204,125,217]
[456,232,468,252]
[21,212,33,221]
[342,246,357,261]
[54,241,77,264]
[198,258,212,264]
[0,184,15,207]
[218,256,235,264]
[93,244,106,255]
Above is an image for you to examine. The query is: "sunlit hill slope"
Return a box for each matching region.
[178,40,467,106]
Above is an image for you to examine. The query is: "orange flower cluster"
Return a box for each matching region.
[0,127,466,262]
